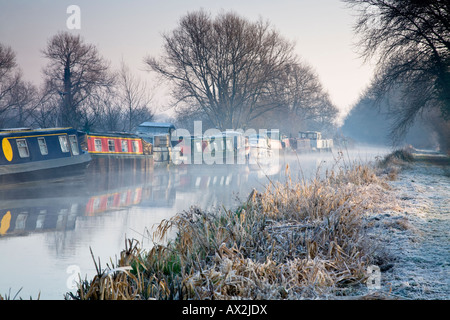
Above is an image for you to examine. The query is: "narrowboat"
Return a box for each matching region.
[152,134,172,164]
[266,130,283,151]
[135,122,175,144]
[0,127,91,185]
[207,132,248,164]
[172,132,249,165]
[163,135,204,165]
[135,122,176,164]
[85,132,154,170]
[184,135,209,164]
[248,134,272,162]
[222,131,248,163]
[296,131,333,153]
[86,132,148,156]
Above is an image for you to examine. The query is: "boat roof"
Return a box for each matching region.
[0,127,32,132]
[0,127,76,135]
[137,122,175,128]
[87,131,139,138]
[221,131,244,136]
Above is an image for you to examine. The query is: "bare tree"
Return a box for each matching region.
[82,62,155,133]
[92,92,123,132]
[7,79,38,127]
[0,43,37,128]
[0,44,16,78]
[32,92,60,128]
[284,62,338,124]
[0,44,21,126]
[42,32,114,129]
[345,0,450,142]
[145,10,297,130]
[117,61,154,132]
[248,61,338,135]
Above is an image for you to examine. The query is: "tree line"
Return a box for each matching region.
[2,4,448,149]
[0,33,154,133]
[343,0,449,153]
[146,10,338,134]
[0,10,339,137]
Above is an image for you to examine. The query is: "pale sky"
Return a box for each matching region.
[0,0,375,118]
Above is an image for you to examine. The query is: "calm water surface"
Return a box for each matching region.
[0,146,389,299]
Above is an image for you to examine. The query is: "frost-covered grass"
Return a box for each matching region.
[375,147,414,181]
[369,161,450,299]
[65,147,449,300]
[351,147,450,300]
[67,154,402,300]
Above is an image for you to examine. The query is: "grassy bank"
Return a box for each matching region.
[66,151,406,300]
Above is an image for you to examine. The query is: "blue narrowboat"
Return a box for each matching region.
[0,127,91,184]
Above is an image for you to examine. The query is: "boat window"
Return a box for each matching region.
[37,137,48,155]
[15,214,27,230]
[131,141,139,153]
[108,139,115,152]
[69,135,79,155]
[120,191,128,205]
[16,139,30,158]
[121,140,128,152]
[135,141,138,152]
[94,139,102,152]
[59,136,70,153]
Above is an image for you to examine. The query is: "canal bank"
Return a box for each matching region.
[7,146,448,300]
[0,146,390,299]
[63,149,449,300]
[64,148,449,300]
[363,155,450,299]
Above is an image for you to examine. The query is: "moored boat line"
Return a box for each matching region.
[1,123,334,185]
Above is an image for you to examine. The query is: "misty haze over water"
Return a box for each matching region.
[0,145,390,299]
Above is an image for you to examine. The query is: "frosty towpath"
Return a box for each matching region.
[376,159,449,299]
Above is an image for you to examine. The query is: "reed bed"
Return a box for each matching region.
[67,156,399,300]
[376,147,414,180]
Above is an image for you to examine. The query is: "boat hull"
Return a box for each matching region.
[0,152,91,186]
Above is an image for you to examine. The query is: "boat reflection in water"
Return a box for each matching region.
[0,145,389,299]
[0,156,290,238]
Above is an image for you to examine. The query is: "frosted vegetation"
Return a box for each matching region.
[63,149,449,300]
[369,161,449,299]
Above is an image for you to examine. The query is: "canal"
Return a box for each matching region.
[0,146,389,299]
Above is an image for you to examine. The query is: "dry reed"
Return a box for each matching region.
[67,156,400,300]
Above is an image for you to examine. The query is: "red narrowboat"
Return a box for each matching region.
[86,132,146,156]
[85,132,153,171]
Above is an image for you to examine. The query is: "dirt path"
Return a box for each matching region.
[377,161,450,299]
